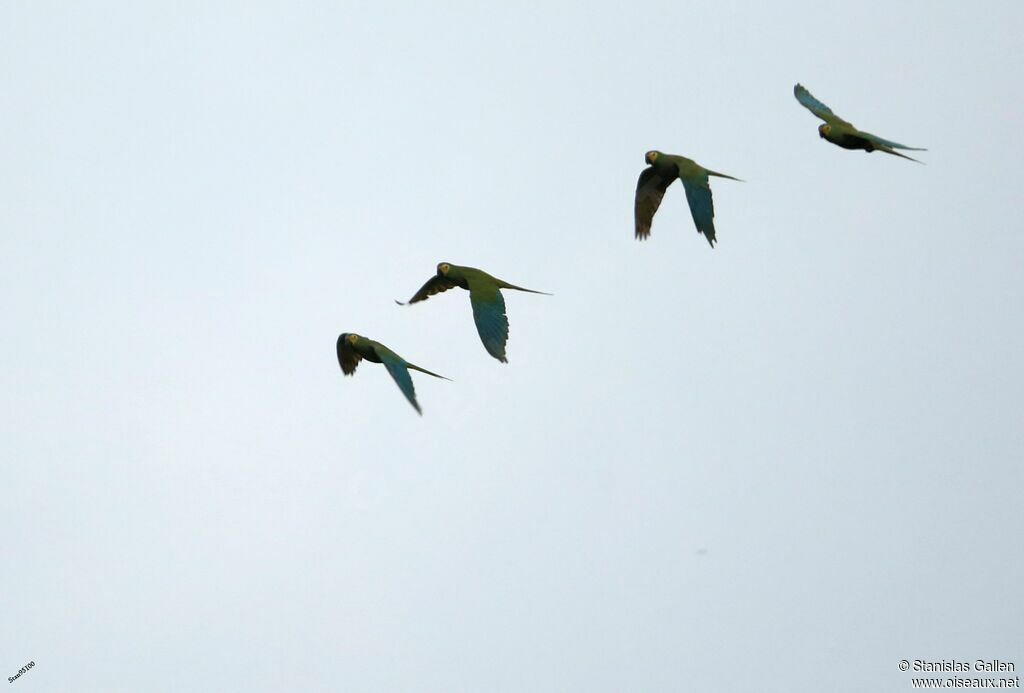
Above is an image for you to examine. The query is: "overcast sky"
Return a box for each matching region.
[2,2,1022,691]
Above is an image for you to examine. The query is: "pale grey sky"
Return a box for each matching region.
[2,2,1022,691]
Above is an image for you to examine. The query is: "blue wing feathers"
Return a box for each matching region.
[794,83,837,121]
[380,355,421,414]
[470,287,510,363]
[681,178,717,247]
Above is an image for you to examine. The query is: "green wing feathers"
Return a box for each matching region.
[635,167,673,239]
[397,275,459,305]
[337,335,361,375]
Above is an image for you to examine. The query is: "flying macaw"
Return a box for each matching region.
[336,332,449,415]
[634,150,741,247]
[794,83,926,162]
[396,262,550,363]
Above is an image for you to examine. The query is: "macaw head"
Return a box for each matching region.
[645,150,659,165]
[341,333,360,346]
[818,124,831,139]
[437,262,451,276]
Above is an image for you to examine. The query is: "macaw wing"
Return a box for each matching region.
[337,336,362,375]
[681,176,718,247]
[467,280,510,363]
[376,349,422,414]
[634,166,674,239]
[400,275,459,305]
[794,83,848,125]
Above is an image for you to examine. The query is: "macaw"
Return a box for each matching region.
[635,150,741,247]
[794,83,926,162]
[397,262,549,363]
[337,332,448,414]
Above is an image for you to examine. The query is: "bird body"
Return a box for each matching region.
[634,150,741,246]
[397,262,549,363]
[794,83,926,162]
[336,332,448,414]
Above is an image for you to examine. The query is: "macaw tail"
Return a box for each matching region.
[878,146,925,164]
[495,280,553,295]
[405,362,451,380]
[706,169,744,182]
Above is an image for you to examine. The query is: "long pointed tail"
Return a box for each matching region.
[406,362,451,380]
[879,146,924,164]
[496,280,553,295]
[706,169,743,182]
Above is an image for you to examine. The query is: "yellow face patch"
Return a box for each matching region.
[438,263,450,275]
[646,150,658,164]
[820,124,831,136]
[347,334,359,345]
